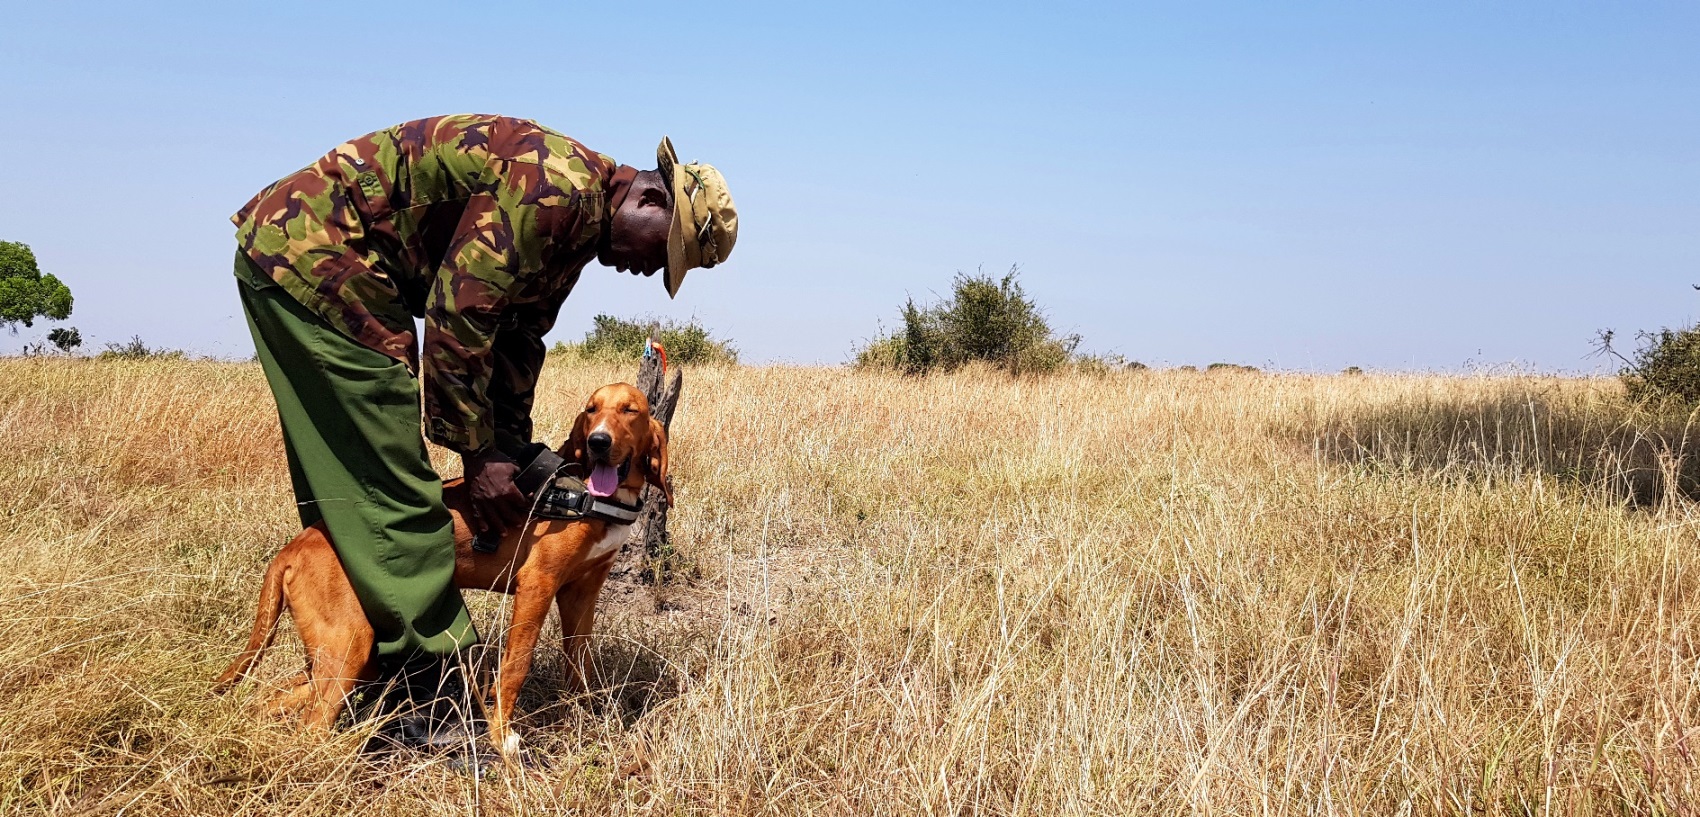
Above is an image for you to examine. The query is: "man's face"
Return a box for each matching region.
[600,171,671,277]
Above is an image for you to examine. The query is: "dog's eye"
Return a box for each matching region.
[583,406,595,414]
[623,407,638,414]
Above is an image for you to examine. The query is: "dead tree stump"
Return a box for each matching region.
[612,342,682,582]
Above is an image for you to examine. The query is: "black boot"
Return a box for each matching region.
[367,656,487,752]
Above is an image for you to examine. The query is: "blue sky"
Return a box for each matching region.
[2,2,1695,370]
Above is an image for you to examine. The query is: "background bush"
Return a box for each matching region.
[855,268,1083,375]
[97,336,185,361]
[1611,327,1700,404]
[1075,353,1147,377]
[552,315,738,366]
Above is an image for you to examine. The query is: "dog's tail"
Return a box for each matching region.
[212,554,288,694]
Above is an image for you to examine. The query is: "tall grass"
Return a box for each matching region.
[2,359,1698,814]
[1310,374,1700,503]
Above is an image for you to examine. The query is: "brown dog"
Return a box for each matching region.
[214,382,671,756]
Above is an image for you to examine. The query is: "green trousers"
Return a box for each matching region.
[236,253,477,670]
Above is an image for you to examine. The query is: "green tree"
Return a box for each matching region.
[0,242,73,330]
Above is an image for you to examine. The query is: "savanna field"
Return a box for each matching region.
[6,357,1700,815]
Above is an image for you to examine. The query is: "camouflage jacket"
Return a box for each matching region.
[232,115,617,455]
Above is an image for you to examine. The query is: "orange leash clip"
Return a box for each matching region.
[644,337,668,373]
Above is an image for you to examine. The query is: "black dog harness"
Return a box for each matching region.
[471,446,643,554]
[530,474,643,524]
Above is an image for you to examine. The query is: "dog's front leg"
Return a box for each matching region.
[556,565,611,695]
[488,571,561,759]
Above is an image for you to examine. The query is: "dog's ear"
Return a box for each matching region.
[564,410,591,467]
[645,417,673,507]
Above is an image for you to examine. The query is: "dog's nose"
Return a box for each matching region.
[587,431,612,455]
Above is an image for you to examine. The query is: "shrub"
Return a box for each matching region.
[97,336,185,361]
[852,333,907,371]
[0,241,73,331]
[898,299,936,375]
[552,315,737,366]
[1610,327,1700,404]
[855,267,1080,375]
[1207,363,1260,374]
[1342,366,1364,376]
[47,327,82,354]
[1075,353,1147,376]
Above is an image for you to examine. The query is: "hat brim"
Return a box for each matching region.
[657,136,691,298]
[663,164,692,298]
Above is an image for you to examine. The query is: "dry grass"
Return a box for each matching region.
[4,358,1700,814]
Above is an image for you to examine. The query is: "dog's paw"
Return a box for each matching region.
[500,729,524,758]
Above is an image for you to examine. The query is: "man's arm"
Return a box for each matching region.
[420,193,546,454]
[488,286,573,460]
[419,194,544,535]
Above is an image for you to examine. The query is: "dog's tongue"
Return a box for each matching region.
[587,464,619,497]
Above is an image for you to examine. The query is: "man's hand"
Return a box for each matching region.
[463,449,528,539]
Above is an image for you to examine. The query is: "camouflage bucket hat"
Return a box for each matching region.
[656,136,738,298]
